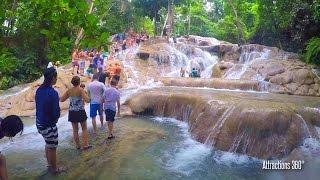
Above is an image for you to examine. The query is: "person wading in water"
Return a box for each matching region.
[103,77,121,139]
[35,67,65,174]
[87,73,106,134]
[60,76,92,150]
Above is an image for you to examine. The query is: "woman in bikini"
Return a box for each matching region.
[60,76,92,150]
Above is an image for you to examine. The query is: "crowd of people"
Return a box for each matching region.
[109,28,149,60]
[0,28,150,178]
[35,66,121,174]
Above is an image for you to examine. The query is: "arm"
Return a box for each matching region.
[81,89,90,103]
[116,98,120,117]
[0,154,8,180]
[86,86,91,102]
[60,90,69,102]
[52,91,61,123]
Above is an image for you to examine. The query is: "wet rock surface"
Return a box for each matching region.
[126,87,320,159]
[0,60,127,117]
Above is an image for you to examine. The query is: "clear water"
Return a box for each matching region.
[1,116,320,180]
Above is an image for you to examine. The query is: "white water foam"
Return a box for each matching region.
[151,117,257,175]
[152,117,211,175]
[224,48,270,80]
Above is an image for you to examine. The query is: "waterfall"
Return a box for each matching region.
[224,48,270,80]
[148,43,218,78]
[204,106,235,146]
[296,114,312,138]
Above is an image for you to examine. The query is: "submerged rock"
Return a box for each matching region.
[160,77,265,91]
[126,87,320,159]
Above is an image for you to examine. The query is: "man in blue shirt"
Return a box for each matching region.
[93,52,103,72]
[35,67,65,174]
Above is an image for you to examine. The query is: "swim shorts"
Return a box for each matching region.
[90,104,103,117]
[105,109,116,122]
[37,125,58,149]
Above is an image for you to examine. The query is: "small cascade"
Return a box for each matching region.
[224,48,270,80]
[181,105,193,122]
[296,114,312,138]
[229,131,246,153]
[146,43,218,78]
[312,68,320,80]
[205,106,235,146]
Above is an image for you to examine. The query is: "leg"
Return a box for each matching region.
[107,121,114,138]
[47,147,57,171]
[72,65,75,75]
[0,154,8,180]
[71,122,80,149]
[90,104,98,134]
[92,116,97,134]
[99,106,104,128]
[80,121,89,148]
[45,146,50,166]
[100,114,104,127]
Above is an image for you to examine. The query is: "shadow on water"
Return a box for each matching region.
[2,116,320,180]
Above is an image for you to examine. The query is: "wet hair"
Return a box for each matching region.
[1,115,24,137]
[42,67,57,87]
[113,75,120,82]
[106,72,110,77]
[110,77,118,86]
[71,76,80,87]
[92,73,100,80]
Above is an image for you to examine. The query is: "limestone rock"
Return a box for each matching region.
[211,64,222,78]
[126,87,320,159]
[269,72,292,85]
[285,83,299,93]
[295,85,310,95]
[292,69,315,85]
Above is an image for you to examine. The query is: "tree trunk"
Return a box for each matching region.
[161,13,169,37]
[167,0,174,40]
[188,3,191,36]
[226,0,246,45]
[153,2,158,36]
[74,0,94,48]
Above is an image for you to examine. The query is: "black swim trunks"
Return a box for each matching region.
[105,109,116,122]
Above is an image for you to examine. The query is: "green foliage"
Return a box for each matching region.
[0,49,41,89]
[0,50,17,75]
[304,38,320,65]
[1,0,320,90]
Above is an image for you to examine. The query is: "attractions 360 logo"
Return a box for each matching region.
[262,160,304,170]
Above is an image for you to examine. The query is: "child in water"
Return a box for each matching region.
[103,77,121,139]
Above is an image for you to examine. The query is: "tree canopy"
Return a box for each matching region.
[1,0,319,89]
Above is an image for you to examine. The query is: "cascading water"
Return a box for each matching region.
[2,37,320,179]
[204,106,235,146]
[146,43,218,78]
[224,48,270,80]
